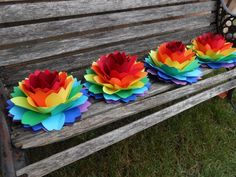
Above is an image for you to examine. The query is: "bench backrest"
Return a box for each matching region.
[0,0,217,90]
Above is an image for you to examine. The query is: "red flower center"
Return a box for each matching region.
[97,51,138,80]
[23,70,67,93]
[196,32,226,50]
[166,41,185,53]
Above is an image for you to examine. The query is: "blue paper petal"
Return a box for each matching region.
[104,93,120,101]
[181,69,202,77]
[132,86,148,94]
[32,124,44,132]
[81,88,88,95]
[7,100,14,110]
[206,62,236,69]
[185,77,199,83]
[64,107,81,124]
[9,106,27,121]
[41,113,65,131]
[72,78,81,88]
[158,71,172,80]
[121,95,137,103]
[146,82,152,89]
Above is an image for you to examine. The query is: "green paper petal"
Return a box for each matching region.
[84,74,97,84]
[115,89,134,99]
[11,97,38,112]
[89,84,103,94]
[147,55,200,76]
[36,107,56,114]
[68,85,82,99]
[86,68,96,74]
[197,53,236,62]
[22,111,49,126]
[140,77,149,85]
[11,87,26,97]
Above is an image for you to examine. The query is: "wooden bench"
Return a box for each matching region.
[0,0,235,176]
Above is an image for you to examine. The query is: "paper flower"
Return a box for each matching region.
[84,51,150,103]
[7,70,91,132]
[191,32,236,69]
[145,41,202,85]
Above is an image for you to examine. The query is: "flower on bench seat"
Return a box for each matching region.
[84,51,150,103]
[7,70,90,132]
[191,32,236,69]
[145,41,202,85]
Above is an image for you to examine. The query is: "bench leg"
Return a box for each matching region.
[227,88,236,112]
[0,118,17,177]
[0,111,27,177]
[224,68,236,112]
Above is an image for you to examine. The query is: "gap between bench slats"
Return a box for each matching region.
[0,0,203,24]
[0,1,216,46]
[13,67,236,149]
[16,79,236,177]
[0,14,215,67]
[1,26,215,88]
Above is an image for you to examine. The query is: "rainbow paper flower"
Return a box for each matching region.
[7,70,90,132]
[145,41,202,85]
[191,32,236,69]
[84,51,150,103]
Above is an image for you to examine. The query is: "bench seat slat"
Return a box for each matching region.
[1,26,215,87]
[13,67,236,149]
[0,1,216,46]
[16,79,236,177]
[0,14,214,67]
[0,0,201,24]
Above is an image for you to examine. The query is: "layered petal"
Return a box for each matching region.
[85,51,150,103]
[145,41,202,85]
[7,70,90,132]
[191,32,236,69]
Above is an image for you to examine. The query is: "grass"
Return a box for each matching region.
[25,96,236,177]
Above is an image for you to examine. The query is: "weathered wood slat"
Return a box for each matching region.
[11,68,212,149]
[1,26,215,87]
[14,67,236,149]
[0,1,216,45]
[0,0,201,24]
[16,79,236,177]
[0,15,214,67]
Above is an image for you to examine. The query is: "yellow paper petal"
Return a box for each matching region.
[165,57,192,70]
[11,97,38,112]
[220,48,236,56]
[206,50,222,59]
[150,50,160,66]
[93,76,114,89]
[18,82,28,96]
[27,97,37,107]
[45,90,66,107]
[84,74,96,83]
[196,50,205,57]
[68,92,82,101]
[103,86,117,94]
[45,79,73,107]
[129,80,144,89]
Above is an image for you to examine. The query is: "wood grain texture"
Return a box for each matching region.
[16,79,236,177]
[0,80,17,177]
[0,0,199,23]
[1,26,215,87]
[0,1,216,45]
[11,68,213,149]
[0,14,214,67]
[14,67,236,149]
